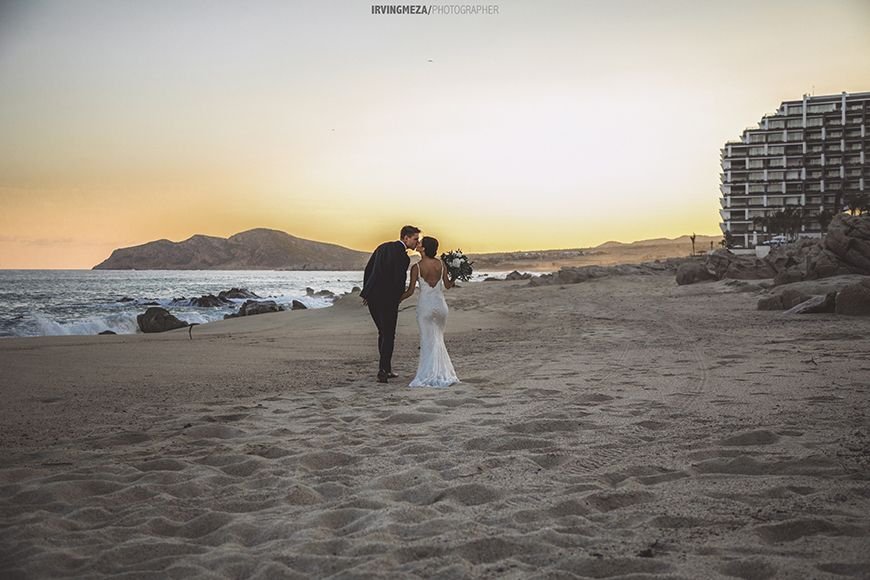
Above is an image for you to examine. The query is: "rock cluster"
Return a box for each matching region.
[757,278,870,316]
[529,259,682,287]
[170,288,262,307]
[677,214,870,287]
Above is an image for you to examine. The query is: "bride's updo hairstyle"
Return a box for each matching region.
[421,236,439,259]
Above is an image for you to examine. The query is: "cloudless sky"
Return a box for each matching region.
[1,0,869,268]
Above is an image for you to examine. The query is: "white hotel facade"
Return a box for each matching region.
[720,92,869,249]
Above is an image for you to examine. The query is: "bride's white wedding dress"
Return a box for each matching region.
[409,262,459,388]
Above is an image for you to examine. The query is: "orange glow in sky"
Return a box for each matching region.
[1,0,869,268]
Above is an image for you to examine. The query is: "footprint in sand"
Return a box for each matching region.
[583,489,656,512]
[382,412,438,425]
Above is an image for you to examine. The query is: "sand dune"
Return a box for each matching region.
[1,274,868,578]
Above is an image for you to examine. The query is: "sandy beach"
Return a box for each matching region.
[1,272,868,579]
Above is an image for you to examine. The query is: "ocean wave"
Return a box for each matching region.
[27,312,141,337]
[1,294,340,337]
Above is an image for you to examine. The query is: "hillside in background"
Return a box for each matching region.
[92,229,369,270]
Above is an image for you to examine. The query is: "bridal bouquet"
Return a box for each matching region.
[441,249,474,282]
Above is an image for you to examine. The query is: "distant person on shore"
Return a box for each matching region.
[360,225,421,383]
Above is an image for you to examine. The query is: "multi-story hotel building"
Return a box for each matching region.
[720,92,869,249]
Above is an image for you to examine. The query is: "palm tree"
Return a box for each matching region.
[768,210,786,239]
[844,192,869,216]
[817,208,835,233]
[690,232,696,256]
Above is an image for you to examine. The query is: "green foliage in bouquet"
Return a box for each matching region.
[440,249,474,282]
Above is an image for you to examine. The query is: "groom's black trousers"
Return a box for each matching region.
[367,298,400,373]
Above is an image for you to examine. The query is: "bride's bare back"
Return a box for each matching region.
[417,256,453,289]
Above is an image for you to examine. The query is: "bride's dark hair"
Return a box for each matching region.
[421,236,439,259]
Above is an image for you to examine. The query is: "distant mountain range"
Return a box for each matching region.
[93,229,723,271]
[92,228,369,270]
[468,234,723,271]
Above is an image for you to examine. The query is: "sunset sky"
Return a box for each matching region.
[1,0,869,269]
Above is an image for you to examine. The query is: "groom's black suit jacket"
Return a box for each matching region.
[360,241,410,304]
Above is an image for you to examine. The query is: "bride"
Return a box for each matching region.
[401,236,460,388]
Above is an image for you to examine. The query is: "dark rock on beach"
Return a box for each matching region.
[137,307,188,333]
[529,259,685,287]
[705,249,777,280]
[291,300,307,310]
[218,288,260,300]
[224,300,284,319]
[825,212,870,273]
[835,281,870,316]
[676,262,716,286]
[784,293,837,315]
[683,214,870,287]
[756,275,870,314]
[189,294,230,308]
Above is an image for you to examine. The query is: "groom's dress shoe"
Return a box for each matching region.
[386,372,398,379]
[377,371,389,383]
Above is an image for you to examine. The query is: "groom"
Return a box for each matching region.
[361,225,421,383]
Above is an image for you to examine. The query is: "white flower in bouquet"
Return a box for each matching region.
[440,249,474,282]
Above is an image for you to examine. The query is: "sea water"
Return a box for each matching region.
[0,269,520,337]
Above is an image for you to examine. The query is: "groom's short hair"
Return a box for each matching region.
[400,225,421,239]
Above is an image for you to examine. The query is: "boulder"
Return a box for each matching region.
[239,299,283,316]
[706,249,777,280]
[118,296,134,302]
[757,295,783,310]
[137,307,188,333]
[784,293,837,315]
[98,330,117,335]
[773,267,804,286]
[314,289,335,298]
[825,213,870,273]
[676,262,716,285]
[189,294,229,308]
[224,299,284,319]
[835,282,870,316]
[218,288,260,300]
[291,300,307,310]
[505,270,532,281]
[700,215,870,287]
[351,286,361,293]
[779,288,812,310]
